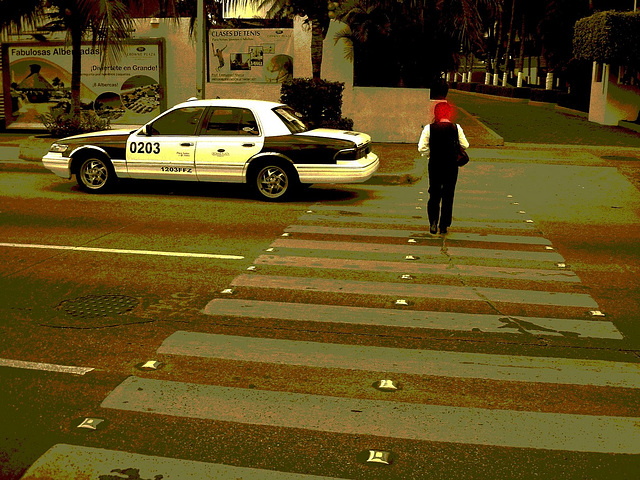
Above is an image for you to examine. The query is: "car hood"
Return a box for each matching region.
[60,128,136,144]
[299,128,372,147]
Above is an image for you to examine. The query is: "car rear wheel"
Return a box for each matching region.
[253,162,298,201]
[77,156,115,193]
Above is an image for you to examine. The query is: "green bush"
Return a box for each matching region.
[557,92,589,112]
[529,88,558,103]
[280,78,353,129]
[39,111,110,137]
[475,84,531,99]
[574,11,640,67]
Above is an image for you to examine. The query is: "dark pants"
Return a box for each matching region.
[427,169,458,228]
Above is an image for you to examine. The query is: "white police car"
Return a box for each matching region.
[42,99,379,200]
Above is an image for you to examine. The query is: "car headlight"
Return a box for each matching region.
[49,143,69,154]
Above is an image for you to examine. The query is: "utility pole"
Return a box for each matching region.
[196,0,206,99]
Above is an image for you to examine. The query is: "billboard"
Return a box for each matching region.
[2,39,166,128]
[209,28,293,83]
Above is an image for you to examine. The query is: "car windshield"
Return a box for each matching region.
[274,106,309,134]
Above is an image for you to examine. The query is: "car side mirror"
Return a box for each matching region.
[144,124,153,136]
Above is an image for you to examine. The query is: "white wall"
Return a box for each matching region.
[589,62,640,126]
[131,17,430,142]
[132,18,198,108]
[343,87,431,142]
[294,18,430,142]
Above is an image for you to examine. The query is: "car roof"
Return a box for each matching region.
[173,98,286,111]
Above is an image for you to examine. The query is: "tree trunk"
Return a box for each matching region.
[310,18,324,80]
[70,22,83,117]
[492,15,503,76]
[518,15,526,76]
[503,0,516,74]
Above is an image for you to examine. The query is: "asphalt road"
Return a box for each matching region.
[1,158,639,479]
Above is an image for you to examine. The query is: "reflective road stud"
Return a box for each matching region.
[77,418,104,430]
[374,380,399,392]
[590,310,606,317]
[366,450,392,465]
[138,360,163,371]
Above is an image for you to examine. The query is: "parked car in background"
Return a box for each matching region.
[42,98,379,201]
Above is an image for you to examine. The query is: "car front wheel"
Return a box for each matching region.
[77,156,115,193]
[253,162,297,201]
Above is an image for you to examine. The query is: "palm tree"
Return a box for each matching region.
[334,0,502,87]
[0,0,136,115]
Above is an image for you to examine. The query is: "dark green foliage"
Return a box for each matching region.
[280,78,353,129]
[475,84,532,99]
[39,111,110,137]
[573,11,640,67]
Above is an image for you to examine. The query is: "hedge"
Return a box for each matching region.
[574,11,640,67]
[475,84,532,99]
[280,78,353,130]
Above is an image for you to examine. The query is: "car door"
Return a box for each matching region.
[194,107,263,183]
[126,106,206,180]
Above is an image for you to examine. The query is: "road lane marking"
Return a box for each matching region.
[203,299,623,340]
[270,238,564,263]
[21,444,345,480]
[0,358,94,376]
[231,274,599,308]
[102,377,640,454]
[255,255,579,283]
[0,242,244,260]
[285,225,553,245]
[159,332,638,388]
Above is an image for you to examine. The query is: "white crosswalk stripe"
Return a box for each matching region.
[101,377,640,454]
[20,444,347,480]
[158,332,640,388]
[203,298,624,339]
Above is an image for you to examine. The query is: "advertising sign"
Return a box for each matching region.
[3,40,165,128]
[209,28,293,83]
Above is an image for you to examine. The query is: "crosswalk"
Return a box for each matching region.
[21,178,639,479]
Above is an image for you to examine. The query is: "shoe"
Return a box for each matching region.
[439,226,448,234]
[430,223,438,234]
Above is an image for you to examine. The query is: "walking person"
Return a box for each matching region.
[417,101,469,234]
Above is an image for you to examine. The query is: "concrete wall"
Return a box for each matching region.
[343,87,431,142]
[132,18,197,108]
[589,62,640,126]
[292,18,430,142]
[1,17,431,141]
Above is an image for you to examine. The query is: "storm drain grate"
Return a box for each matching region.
[57,295,139,318]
